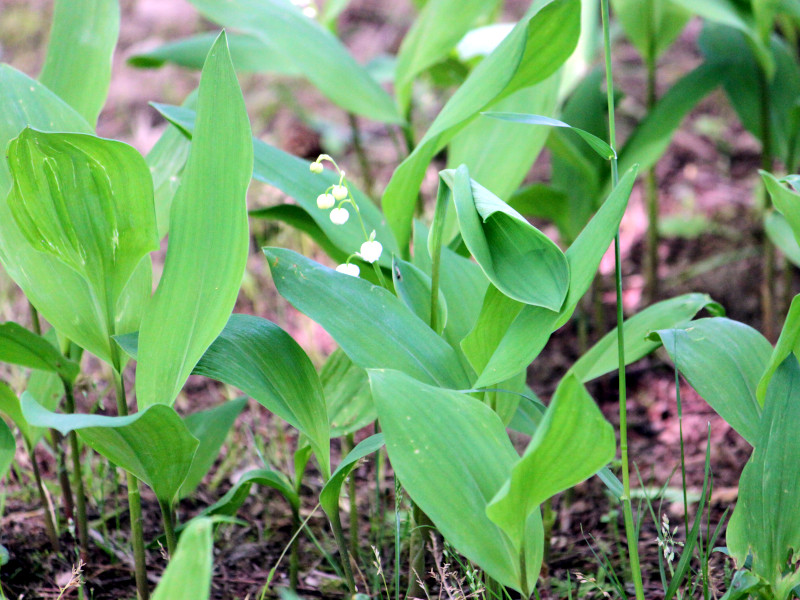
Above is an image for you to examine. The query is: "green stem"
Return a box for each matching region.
[759,64,775,339]
[157,498,177,558]
[330,509,356,593]
[290,506,300,591]
[406,503,430,598]
[347,434,359,562]
[52,429,75,528]
[113,368,149,600]
[63,380,89,559]
[27,440,60,551]
[600,3,645,600]
[29,302,41,335]
[348,113,375,199]
[644,51,659,303]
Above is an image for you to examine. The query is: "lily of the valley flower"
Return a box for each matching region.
[336,263,360,277]
[330,207,350,225]
[331,184,348,201]
[309,161,323,174]
[316,193,335,210]
[359,240,382,263]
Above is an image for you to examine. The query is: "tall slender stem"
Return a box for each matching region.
[63,380,89,559]
[346,434,359,562]
[347,113,375,199]
[26,440,60,551]
[600,3,645,599]
[644,49,659,303]
[113,368,149,600]
[759,64,776,339]
[330,509,356,593]
[157,499,177,558]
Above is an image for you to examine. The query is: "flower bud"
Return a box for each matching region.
[359,240,382,263]
[309,162,323,174]
[336,263,360,277]
[316,193,335,210]
[330,207,350,225]
[332,184,348,201]
[302,5,318,18]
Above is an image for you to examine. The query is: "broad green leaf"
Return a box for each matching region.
[610,0,690,62]
[321,349,375,437]
[8,373,65,447]
[698,24,800,164]
[39,0,120,127]
[568,294,722,383]
[765,211,800,268]
[757,294,800,404]
[0,322,79,382]
[187,0,401,124]
[22,394,198,505]
[763,171,800,248]
[447,165,569,309]
[462,286,525,375]
[0,418,14,480]
[264,248,470,389]
[448,74,561,202]
[152,103,398,266]
[6,129,158,366]
[727,356,800,600]
[370,369,540,593]
[319,433,384,519]
[382,0,581,250]
[508,184,571,240]
[392,256,447,332]
[129,32,300,75]
[650,318,771,446]
[468,169,636,387]
[136,33,253,408]
[152,518,213,600]
[487,374,615,556]
[116,314,331,478]
[394,0,500,112]
[179,398,248,499]
[613,62,721,194]
[199,468,298,519]
[483,112,615,160]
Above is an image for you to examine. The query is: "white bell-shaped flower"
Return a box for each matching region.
[330,207,350,225]
[359,240,382,263]
[332,184,348,201]
[309,161,323,174]
[336,263,360,277]
[316,193,335,210]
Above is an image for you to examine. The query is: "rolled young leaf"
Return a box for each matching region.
[610,0,690,64]
[21,393,199,506]
[136,32,253,408]
[319,433,384,519]
[152,517,214,600]
[651,318,771,446]
[39,0,120,128]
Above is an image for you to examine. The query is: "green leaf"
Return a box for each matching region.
[321,349,375,437]
[765,210,800,268]
[39,0,120,127]
[483,112,615,160]
[136,32,253,408]
[650,318,771,446]
[370,369,538,593]
[186,0,401,124]
[179,398,247,499]
[727,356,800,600]
[447,165,569,309]
[129,31,300,75]
[487,374,615,556]
[392,256,448,332]
[264,248,470,389]
[394,0,500,112]
[6,128,157,366]
[0,322,79,382]
[3,372,65,447]
[448,74,561,202]
[0,418,14,481]
[610,0,690,62]
[757,294,800,404]
[152,518,214,600]
[152,102,398,266]
[200,468,298,519]
[319,433,384,519]
[22,394,198,506]
[568,294,722,383]
[382,0,581,250]
[763,171,800,248]
[117,314,331,479]
[508,184,571,239]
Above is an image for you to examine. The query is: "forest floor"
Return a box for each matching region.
[0,0,780,598]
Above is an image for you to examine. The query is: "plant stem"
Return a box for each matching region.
[157,499,177,558]
[26,440,60,551]
[346,433,359,562]
[348,113,375,199]
[52,429,75,527]
[330,508,356,593]
[290,506,300,591]
[644,48,659,303]
[600,2,646,599]
[759,64,775,339]
[112,368,149,600]
[63,379,89,559]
